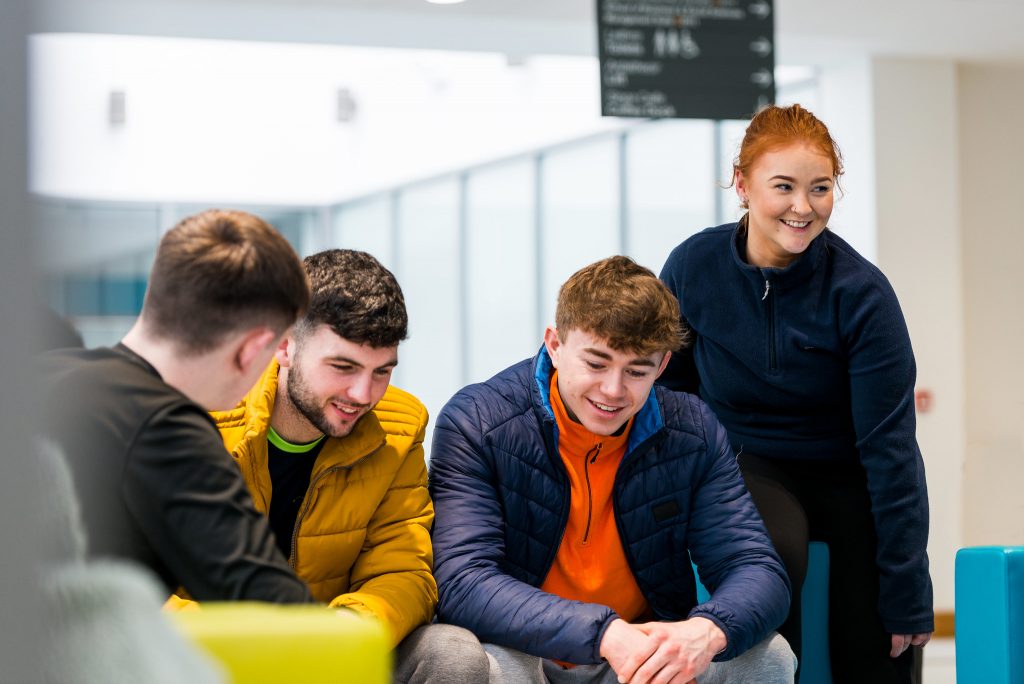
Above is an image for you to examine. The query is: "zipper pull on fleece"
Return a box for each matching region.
[762,279,771,301]
[586,443,602,463]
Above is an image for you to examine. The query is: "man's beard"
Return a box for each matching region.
[285,362,365,439]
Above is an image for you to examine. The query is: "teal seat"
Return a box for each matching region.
[955,546,1024,684]
[798,542,832,684]
[692,541,831,684]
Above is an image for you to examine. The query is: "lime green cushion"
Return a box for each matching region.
[171,603,390,684]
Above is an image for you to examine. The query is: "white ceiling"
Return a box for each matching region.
[33,0,1024,64]
[225,0,595,22]
[775,0,1024,64]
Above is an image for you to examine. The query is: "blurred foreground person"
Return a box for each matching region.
[38,209,312,603]
[36,438,223,684]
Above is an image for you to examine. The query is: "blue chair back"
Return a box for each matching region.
[955,546,1024,684]
[692,541,832,684]
[799,542,832,684]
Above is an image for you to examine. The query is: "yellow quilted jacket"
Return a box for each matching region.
[213,361,436,648]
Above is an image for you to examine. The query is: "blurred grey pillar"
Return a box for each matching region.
[0,0,45,680]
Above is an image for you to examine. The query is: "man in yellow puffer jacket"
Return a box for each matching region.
[214,250,487,683]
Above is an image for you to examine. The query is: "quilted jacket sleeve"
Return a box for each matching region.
[429,392,617,665]
[685,401,791,660]
[328,406,437,649]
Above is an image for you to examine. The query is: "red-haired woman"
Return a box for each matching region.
[659,104,932,683]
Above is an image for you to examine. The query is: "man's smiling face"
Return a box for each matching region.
[544,327,670,436]
[281,323,397,439]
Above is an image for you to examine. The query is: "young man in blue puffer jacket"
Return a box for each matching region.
[429,256,796,683]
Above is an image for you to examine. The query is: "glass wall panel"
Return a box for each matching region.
[626,120,717,274]
[73,316,139,349]
[330,195,395,272]
[393,178,461,457]
[261,208,315,256]
[34,201,161,277]
[465,159,537,383]
[99,250,150,316]
[540,138,620,328]
[34,201,160,346]
[64,275,101,318]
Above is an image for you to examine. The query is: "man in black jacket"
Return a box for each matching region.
[38,209,312,603]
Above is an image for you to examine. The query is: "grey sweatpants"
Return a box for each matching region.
[393,623,490,684]
[484,631,796,684]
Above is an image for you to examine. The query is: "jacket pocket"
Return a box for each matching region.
[649,491,689,528]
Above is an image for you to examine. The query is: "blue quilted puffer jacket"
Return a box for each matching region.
[429,348,790,665]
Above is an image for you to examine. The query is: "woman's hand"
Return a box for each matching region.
[890,632,931,657]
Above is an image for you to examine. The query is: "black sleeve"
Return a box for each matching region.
[844,281,933,633]
[122,403,313,604]
[659,336,700,394]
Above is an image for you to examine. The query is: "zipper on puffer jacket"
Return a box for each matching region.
[288,447,379,568]
[612,430,666,600]
[537,418,571,584]
[582,443,602,545]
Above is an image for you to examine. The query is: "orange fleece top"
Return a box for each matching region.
[540,371,649,624]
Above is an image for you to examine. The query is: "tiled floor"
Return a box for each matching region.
[922,638,955,684]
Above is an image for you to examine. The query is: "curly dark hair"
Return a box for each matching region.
[296,249,408,348]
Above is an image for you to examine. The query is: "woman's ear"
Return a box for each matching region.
[735,170,749,206]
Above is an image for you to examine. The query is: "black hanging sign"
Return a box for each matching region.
[597,0,775,120]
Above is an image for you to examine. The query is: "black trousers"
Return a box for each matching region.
[737,453,917,684]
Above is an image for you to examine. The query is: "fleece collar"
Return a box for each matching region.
[729,213,828,291]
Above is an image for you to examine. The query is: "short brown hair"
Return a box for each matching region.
[143,209,310,353]
[555,256,686,355]
[296,249,408,348]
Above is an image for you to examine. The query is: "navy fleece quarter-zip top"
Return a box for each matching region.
[659,221,933,635]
